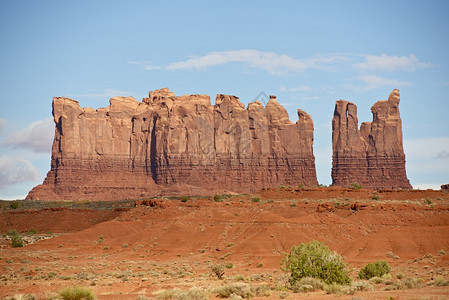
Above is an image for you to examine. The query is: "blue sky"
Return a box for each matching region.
[1,0,448,199]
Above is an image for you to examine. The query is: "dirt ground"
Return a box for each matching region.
[1,187,449,299]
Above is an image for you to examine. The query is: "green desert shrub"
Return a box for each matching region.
[358,260,391,279]
[281,240,351,286]
[349,182,362,190]
[10,202,19,209]
[251,197,260,203]
[58,286,96,300]
[11,235,24,248]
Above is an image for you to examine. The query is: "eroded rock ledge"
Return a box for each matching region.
[27,88,318,200]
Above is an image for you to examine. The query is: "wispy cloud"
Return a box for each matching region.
[280,85,311,92]
[3,118,54,153]
[0,156,40,190]
[353,75,412,91]
[137,50,349,75]
[436,150,449,159]
[67,88,134,99]
[355,54,432,71]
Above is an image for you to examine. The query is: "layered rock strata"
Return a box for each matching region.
[331,89,412,189]
[27,88,318,200]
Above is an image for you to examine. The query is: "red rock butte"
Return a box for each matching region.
[27,88,318,200]
[331,89,412,189]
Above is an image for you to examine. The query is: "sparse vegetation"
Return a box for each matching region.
[291,277,325,293]
[358,260,391,279]
[350,182,362,190]
[281,240,351,286]
[212,283,252,298]
[58,286,96,300]
[298,184,305,189]
[10,231,24,248]
[180,196,189,202]
[3,295,36,300]
[156,288,208,300]
[424,198,432,205]
[211,264,225,279]
[252,197,260,203]
[10,201,19,209]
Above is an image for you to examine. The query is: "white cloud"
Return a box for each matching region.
[0,194,27,200]
[0,156,40,190]
[355,75,412,90]
[280,85,311,92]
[140,50,349,75]
[404,137,449,187]
[67,88,134,98]
[355,54,432,71]
[413,183,443,190]
[3,118,54,153]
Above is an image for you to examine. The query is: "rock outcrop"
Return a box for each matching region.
[27,88,318,200]
[331,89,412,189]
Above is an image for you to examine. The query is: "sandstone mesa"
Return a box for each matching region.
[27,88,317,200]
[27,88,411,201]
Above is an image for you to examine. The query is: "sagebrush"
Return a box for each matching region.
[281,240,351,285]
[358,260,391,279]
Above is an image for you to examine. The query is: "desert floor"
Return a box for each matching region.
[1,187,449,299]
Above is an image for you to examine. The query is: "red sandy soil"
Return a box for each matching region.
[1,187,449,299]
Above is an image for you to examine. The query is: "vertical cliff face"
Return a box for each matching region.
[27,88,317,200]
[332,89,412,189]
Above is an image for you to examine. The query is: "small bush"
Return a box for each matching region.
[251,284,271,297]
[10,202,19,209]
[180,196,189,202]
[58,286,96,300]
[298,184,305,189]
[11,235,24,248]
[211,264,225,279]
[349,182,362,190]
[371,194,380,200]
[27,229,37,235]
[251,197,260,203]
[424,198,432,205]
[402,277,424,289]
[222,262,232,269]
[434,276,449,286]
[291,277,325,293]
[213,195,222,202]
[281,240,351,285]
[352,281,374,291]
[358,260,391,279]
[7,229,19,236]
[213,283,252,298]
[323,283,342,294]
